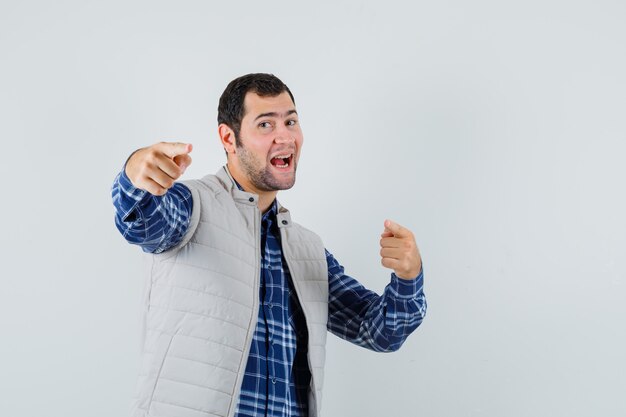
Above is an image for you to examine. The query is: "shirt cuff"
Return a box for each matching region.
[115,164,149,222]
[389,266,424,299]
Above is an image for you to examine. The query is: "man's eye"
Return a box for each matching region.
[259,122,272,129]
[287,120,298,126]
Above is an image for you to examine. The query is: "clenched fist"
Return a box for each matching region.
[380,220,422,280]
[125,142,193,196]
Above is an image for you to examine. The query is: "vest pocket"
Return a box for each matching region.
[147,332,176,411]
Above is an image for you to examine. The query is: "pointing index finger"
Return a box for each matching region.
[384,219,411,238]
[161,142,193,158]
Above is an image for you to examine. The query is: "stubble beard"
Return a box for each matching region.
[237,143,297,192]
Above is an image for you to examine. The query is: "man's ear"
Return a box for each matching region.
[218,124,237,155]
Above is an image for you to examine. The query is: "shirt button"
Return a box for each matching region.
[248,197,254,202]
[281,220,288,225]
[271,377,277,384]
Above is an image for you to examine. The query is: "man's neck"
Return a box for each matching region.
[255,193,277,214]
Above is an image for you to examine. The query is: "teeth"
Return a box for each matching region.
[275,161,289,168]
[273,154,291,159]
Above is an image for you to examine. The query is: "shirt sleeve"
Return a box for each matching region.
[110,164,193,254]
[326,248,427,352]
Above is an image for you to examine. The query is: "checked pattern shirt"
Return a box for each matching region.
[111,167,427,417]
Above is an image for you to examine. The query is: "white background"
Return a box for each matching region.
[1,1,625,416]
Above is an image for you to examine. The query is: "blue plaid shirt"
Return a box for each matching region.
[112,167,427,417]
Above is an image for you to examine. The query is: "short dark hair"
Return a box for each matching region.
[217,73,295,146]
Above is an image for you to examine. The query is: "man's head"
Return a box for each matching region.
[217,73,303,196]
[218,73,295,146]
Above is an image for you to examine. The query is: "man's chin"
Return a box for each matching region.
[253,170,297,192]
[274,176,296,191]
[268,167,297,190]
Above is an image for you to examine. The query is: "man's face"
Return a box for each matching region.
[234,91,303,192]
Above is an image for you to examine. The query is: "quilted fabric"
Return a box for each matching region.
[130,168,328,417]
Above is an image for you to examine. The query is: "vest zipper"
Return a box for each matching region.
[279,227,319,417]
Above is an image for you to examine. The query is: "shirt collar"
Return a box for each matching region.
[263,199,279,223]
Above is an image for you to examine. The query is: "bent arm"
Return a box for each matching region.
[111,165,193,253]
[326,248,427,352]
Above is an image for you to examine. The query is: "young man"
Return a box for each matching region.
[111,73,426,417]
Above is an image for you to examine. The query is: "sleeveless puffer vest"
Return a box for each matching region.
[130,167,329,417]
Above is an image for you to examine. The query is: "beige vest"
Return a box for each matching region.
[130,167,329,417]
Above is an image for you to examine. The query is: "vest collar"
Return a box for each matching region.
[213,165,293,228]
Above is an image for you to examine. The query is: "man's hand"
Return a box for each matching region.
[125,142,193,196]
[380,219,422,280]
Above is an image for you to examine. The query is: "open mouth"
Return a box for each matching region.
[270,153,293,169]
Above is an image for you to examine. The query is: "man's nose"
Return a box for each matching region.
[274,125,295,144]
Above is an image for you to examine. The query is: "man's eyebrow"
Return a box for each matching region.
[254,109,298,121]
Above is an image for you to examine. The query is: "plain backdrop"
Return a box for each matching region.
[1,1,625,416]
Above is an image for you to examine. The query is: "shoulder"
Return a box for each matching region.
[179,174,239,213]
[289,220,323,243]
[151,174,231,259]
[179,174,225,197]
[278,208,326,261]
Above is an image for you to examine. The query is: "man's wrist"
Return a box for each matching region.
[118,165,147,200]
[390,266,424,299]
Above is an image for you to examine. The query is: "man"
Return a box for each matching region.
[111,73,426,417]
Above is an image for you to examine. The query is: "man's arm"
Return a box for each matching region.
[326,249,426,352]
[111,142,194,253]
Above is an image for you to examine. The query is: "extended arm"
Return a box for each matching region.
[326,248,427,352]
[111,142,194,253]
